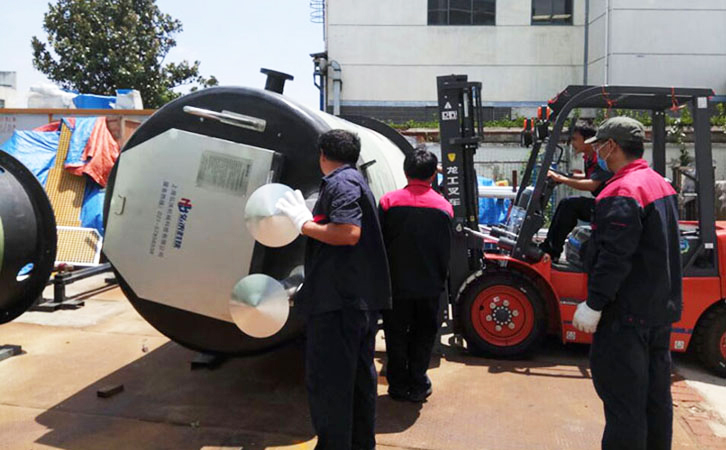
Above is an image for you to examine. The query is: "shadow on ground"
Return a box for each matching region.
[34,340,315,449]
[30,329,721,449]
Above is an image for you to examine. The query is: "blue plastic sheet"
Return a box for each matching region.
[73,94,115,109]
[477,176,510,225]
[436,174,509,225]
[80,182,105,235]
[0,126,105,235]
[0,130,59,186]
[65,117,96,166]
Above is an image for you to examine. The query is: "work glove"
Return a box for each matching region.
[275,189,313,234]
[572,301,602,334]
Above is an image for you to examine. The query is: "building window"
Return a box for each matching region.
[428,0,496,26]
[532,0,572,25]
[0,99,4,108]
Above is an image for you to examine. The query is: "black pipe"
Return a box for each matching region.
[260,68,294,94]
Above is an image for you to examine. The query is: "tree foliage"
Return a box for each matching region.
[32,0,217,108]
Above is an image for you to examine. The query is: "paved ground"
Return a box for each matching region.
[0,277,724,449]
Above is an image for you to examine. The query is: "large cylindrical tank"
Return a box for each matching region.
[102,86,411,355]
[0,150,57,324]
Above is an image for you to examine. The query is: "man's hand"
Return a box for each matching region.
[547,170,566,184]
[572,301,602,334]
[275,190,313,234]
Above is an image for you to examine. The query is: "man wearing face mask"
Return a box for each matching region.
[572,117,682,450]
[540,122,612,261]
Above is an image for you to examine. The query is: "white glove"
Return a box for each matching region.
[573,301,602,334]
[275,189,313,234]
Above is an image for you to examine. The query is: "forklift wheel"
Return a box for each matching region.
[458,272,546,357]
[694,304,726,378]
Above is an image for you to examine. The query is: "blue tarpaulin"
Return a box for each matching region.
[65,117,96,165]
[477,177,510,225]
[73,94,115,109]
[0,130,59,186]
[436,174,510,225]
[0,124,105,235]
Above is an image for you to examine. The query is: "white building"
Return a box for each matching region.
[586,0,726,90]
[320,0,726,122]
[0,72,19,109]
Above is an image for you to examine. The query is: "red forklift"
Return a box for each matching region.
[437,75,726,377]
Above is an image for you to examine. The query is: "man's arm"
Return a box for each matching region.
[548,170,602,192]
[302,222,361,246]
[277,181,364,247]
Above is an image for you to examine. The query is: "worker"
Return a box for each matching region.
[572,117,682,450]
[539,122,612,262]
[379,147,453,402]
[275,129,392,450]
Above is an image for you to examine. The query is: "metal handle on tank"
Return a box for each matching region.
[182,106,267,132]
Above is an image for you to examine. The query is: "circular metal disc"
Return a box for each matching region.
[229,274,290,338]
[244,183,299,248]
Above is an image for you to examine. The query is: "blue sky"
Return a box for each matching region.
[0,1,325,108]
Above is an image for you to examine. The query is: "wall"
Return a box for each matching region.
[587,0,726,92]
[0,72,19,108]
[326,0,586,116]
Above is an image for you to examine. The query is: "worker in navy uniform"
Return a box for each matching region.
[540,122,612,261]
[379,148,453,402]
[572,117,682,450]
[276,129,391,450]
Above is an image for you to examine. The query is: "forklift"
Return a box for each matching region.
[437,75,726,377]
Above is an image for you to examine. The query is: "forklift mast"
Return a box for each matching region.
[436,75,485,292]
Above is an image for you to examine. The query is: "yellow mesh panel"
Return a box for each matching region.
[56,227,100,265]
[45,122,94,263]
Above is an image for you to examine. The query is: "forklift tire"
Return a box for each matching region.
[458,271,546,357]
[693,304,726,378]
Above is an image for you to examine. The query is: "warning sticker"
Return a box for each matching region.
[196,151,252,196]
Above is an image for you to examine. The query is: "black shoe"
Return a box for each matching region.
[538,241,560,261]
[408,385,432,403]
[388,387,410,402]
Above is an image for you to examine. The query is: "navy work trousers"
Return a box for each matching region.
[306,308,378,450]
[590,315,673,450]
[544,196,594,259]
[382,295,441,395]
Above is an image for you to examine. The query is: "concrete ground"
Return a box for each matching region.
[0,276,724,449]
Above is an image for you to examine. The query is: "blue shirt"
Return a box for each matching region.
[296,165,392,315]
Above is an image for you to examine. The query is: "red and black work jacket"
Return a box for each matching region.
[379,179,453,299]
[585,159,682,326]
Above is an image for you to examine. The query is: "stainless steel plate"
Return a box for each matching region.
[229,274,290,338]
[244,183,299,248]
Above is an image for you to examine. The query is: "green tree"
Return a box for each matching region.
[31,0,217,108]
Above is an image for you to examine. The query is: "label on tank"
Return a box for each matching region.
[196,151,253,196]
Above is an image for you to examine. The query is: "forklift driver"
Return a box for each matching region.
[539,122,612,262]
[572,117,682,450]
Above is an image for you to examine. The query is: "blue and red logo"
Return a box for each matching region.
[178,198,192,214]
[174,198,193,249]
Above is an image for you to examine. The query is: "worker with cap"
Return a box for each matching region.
[572,116,682,450]
[379,147,453,402]
[276,129,391,450]
[540,121,612,262]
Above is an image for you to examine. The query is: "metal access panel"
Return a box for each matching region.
[103,129,277,323]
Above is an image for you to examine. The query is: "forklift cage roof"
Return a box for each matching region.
[516,85,718,277]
